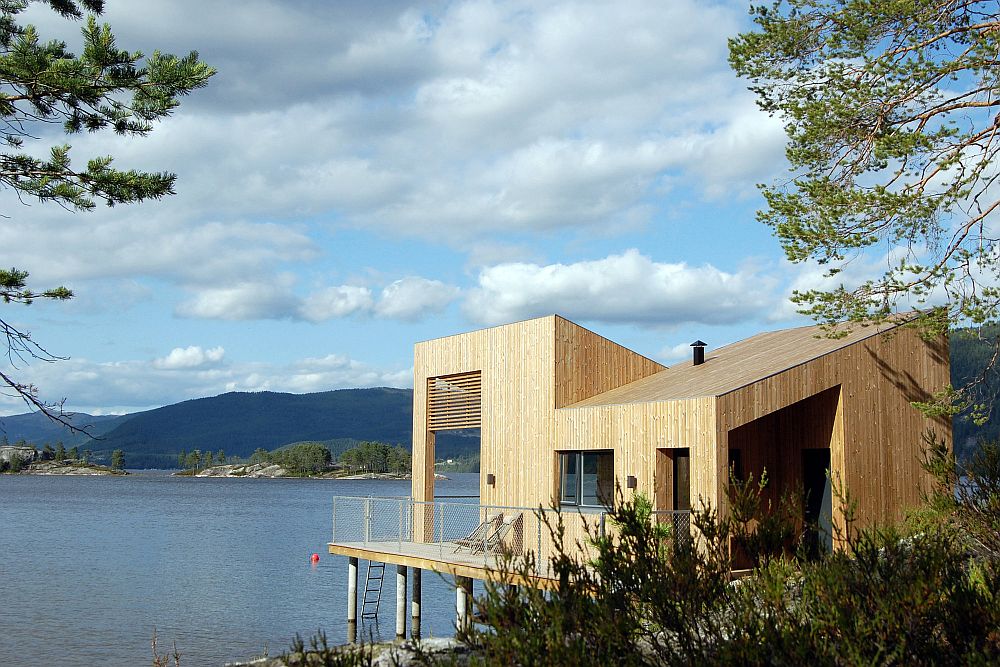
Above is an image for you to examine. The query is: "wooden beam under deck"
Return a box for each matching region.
[328,541,558,589]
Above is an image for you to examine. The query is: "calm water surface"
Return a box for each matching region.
[0,471,480,666]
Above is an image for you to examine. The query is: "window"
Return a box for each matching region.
[559,451,613,508]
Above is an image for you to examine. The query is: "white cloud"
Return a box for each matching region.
[658,342,694,363]
[153,346,226,370]
[0,351,412,416]
[375,277,460,321]
[9,0,782,252]
[175,281,298,321]
[465,249,778,326]
[176,276,459,323]
[300,286,375,322]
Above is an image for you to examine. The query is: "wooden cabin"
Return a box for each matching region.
[332,313,949,639]
[412,314,951,540]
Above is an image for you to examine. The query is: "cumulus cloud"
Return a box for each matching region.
[11,0,783,252]
[300,286,375,322]
[375,278,460,321]
[658,342,694,363]
[175,281,299,321]
[465,249,778,326]
[175,276,459,323]
[153,346,226,370]
[0,350,412,416]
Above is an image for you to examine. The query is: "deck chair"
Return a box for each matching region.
[473,512,521,555]
[454,513,503,552]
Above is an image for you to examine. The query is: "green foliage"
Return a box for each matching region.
[268,443,333,475]
[338,441,410,475]
[0,0,214,419]
[730,1,1000,402]
[282,631,373,667]
[435,453,481,473]
[109,448,123,470]
[67,445,78,460]
[459,477,1000,665]
[54,441,65,461]
[920,433,1000,565]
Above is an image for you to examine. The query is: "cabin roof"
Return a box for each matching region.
[565,319,904,407]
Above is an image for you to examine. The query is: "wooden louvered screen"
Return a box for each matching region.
[427,371,482,431]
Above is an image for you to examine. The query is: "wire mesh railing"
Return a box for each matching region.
[331,496,692,576]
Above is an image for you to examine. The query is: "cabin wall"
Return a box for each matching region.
[553,316,664,408]
[717,327,950,530]
[412,316,559,510]
[554,398,720,512]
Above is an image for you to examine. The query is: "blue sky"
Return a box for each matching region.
[1,0,843,415]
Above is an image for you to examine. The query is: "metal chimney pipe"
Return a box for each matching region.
[691,340,707,366]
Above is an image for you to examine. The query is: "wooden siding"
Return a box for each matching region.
[726,386,842,523]
[558,326,949,531]
[412,317,560,511]
[554,398,720,512]
[411,314,949,543]
[716,326,949,528]
[553,316,664,408]
[427,371,482,431]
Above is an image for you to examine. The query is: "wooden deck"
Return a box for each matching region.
[328,540,557,587]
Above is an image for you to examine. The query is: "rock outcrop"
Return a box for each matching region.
[193,463,290,478]
[0,445,38,465]
[21,460,124,475]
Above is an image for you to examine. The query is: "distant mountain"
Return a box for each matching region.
[0,387,479,468]
[89,388,415,467]
[0,411,126,447]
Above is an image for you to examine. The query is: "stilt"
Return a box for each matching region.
[456,576,473,633]
[347,557,358,643]
[411,568,422,639]
[395,564,407,640]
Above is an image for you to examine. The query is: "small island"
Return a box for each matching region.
[0,442,127,475]
[176,441,415,479]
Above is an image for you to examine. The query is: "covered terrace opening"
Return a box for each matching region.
[726,385,842,560]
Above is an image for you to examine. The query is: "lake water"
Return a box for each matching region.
[0,471,480,666]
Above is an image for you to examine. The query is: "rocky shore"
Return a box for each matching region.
[22,460,125,475]
[187,463,429,480]
[0,445,123,475]
[191,462,292,478]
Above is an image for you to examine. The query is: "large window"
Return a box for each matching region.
[559,451,614,508]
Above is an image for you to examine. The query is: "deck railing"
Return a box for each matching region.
[330,496,691,576]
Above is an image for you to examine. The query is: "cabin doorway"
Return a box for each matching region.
[654,447,691,512]
[802,448,832,556]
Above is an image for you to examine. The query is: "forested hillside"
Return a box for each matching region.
[951,327,1000,459]
[90,388,413,467]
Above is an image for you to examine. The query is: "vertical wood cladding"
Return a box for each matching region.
[412,317,558,510]
[412,315,950,541]
[553,316,664,408]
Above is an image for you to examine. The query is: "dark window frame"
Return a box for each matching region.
[558,450,614,509]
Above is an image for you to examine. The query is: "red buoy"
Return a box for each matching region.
[310,553,320,563]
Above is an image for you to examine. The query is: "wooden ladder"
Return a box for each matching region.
[361,561,385,619]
